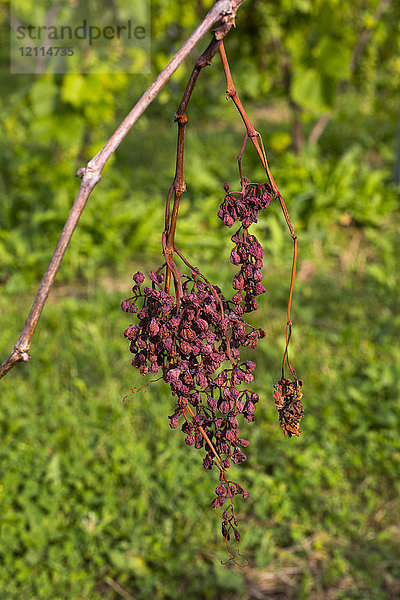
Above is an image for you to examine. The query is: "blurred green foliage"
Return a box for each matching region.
[1,0,400,598]
[1,0,399,287]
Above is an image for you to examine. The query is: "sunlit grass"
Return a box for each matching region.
[1,217,399,599]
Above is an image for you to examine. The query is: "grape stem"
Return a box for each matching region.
[185,404,223,467]
[219,41,298,379]
[164,35,228,296]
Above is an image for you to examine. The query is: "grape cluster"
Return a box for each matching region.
[122,179,272,544]
[220,179,273,314]
[218,178,273,228]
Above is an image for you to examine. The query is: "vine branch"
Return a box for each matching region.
[0,0,246,380]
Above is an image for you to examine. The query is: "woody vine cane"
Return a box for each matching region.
[121,42,304,562]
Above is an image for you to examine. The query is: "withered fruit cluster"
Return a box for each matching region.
[273,377,304,438]
[122,178,279,544]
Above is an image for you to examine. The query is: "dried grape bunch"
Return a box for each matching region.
[122,175,271,549]
[121,40,303,561]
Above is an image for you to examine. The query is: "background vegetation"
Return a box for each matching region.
[0,0,399,598]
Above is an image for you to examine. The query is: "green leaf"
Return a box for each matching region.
[317,37,351,80]
[292,68,325,113]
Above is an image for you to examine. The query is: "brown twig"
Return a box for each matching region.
[0,0,247,380]
[104,577,136,600]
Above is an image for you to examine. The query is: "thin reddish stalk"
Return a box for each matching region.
[161,231,183,301]
[164,35,227,295]
[219,41,299,379]
[185,404,223,467]
[282,237,297,378]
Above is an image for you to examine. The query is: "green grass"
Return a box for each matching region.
[1,214,399,599]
